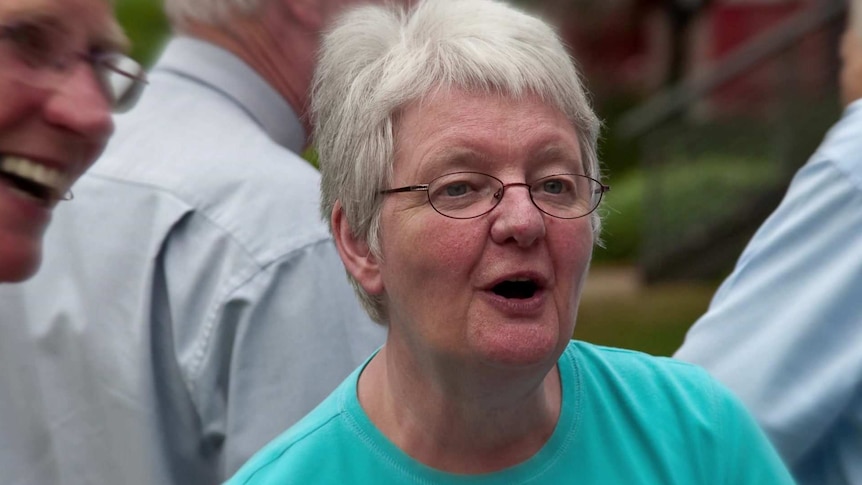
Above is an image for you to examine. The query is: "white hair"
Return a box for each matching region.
[313,0,603,323]
[163,0,266,25]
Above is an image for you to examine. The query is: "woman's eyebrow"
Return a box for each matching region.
[420,147,491,175]
[532,145,581,164]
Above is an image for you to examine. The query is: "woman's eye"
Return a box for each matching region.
[542,179,565,194]
[444,183,470,197]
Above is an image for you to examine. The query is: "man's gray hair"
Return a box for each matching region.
[313,0,603,323]
[163,0,265,25]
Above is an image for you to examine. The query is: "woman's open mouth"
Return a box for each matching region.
[492,279,540,299]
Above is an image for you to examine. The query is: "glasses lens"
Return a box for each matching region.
[428,172,502,219]
[530,174,601,219]
[96,53,146,112]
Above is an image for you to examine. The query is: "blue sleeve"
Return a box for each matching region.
[675,102,862,467]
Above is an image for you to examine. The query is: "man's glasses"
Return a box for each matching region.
[1,20,147,112]
[380,171,610,220]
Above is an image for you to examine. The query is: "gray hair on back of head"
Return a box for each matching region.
[313,0,603,324]
[163,0,265,26]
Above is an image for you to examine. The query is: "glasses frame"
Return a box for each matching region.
[380,171,610,220]
[0,22,148,112]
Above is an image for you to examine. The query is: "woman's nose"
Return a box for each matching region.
[489,185,546,248]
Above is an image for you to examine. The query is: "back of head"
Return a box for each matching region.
[313,0,602,323]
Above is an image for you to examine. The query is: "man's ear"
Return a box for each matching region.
[332,201,384,295]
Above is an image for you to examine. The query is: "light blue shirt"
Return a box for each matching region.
[676,100,862,485]
[228,341,793,484]
[0,37,384,485]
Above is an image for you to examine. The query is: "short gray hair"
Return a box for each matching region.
[313,0,603,323]
[163,0,266,25]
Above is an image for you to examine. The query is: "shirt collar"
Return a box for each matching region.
[154,36,306,153]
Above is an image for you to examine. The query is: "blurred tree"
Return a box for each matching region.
[659,0,714,83]
[115,0,171,67]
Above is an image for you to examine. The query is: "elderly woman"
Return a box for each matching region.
[0,0,144,281]
[228,0,794,483]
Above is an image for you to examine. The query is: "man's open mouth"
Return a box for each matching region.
[491,279,540,299]
[0,155,66,205]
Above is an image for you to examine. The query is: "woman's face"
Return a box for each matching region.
[372,88,594,372]
[0,0,118,281]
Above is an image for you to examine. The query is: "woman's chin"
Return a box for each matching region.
[470,323,565,369]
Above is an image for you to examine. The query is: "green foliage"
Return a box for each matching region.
[594,152,774,263]
[303,148,320,168]
[594,170,643,263]
[114,0,170,66]
[656,154,776,229]
[596,95,643,175]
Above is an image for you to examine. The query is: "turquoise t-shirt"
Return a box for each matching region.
[227,341,794,484]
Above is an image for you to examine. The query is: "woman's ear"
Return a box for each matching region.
[331,201,384,295]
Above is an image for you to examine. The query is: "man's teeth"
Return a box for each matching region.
[0,156,65,191]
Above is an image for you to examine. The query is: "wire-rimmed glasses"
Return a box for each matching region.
[0,20,147,113]
[380,171,610,219]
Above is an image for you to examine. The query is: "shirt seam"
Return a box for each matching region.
[184,236,334,396]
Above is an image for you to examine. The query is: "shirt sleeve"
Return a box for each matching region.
[675,104,862,466]
[160,216,385,480]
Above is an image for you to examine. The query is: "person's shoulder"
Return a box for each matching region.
[569,340,708,380]
[568,341,726,412]
[87,78,328,261]
[565,342,793,483]
[97,82,318,194]
[568,342,775,457]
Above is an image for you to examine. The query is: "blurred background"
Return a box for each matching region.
[115,0,847,356]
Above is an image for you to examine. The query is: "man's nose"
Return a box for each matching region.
[42,63,114,142]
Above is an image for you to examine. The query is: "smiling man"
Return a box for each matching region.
[0,0,143,282]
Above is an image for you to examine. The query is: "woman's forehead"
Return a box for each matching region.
[394,89,581,167]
